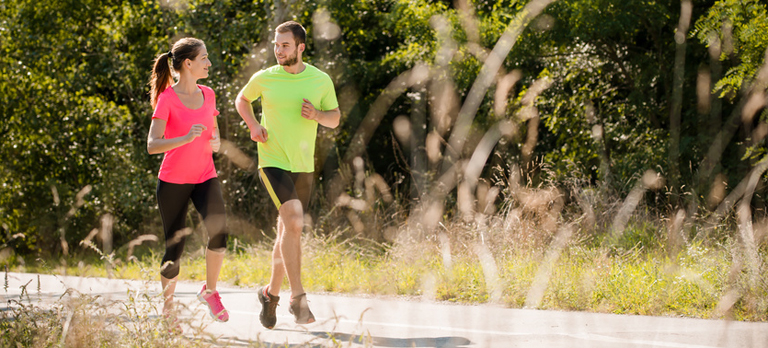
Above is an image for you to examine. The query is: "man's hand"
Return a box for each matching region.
[301,98,319,121]
[301,99,340,129]
[250,124,268,143]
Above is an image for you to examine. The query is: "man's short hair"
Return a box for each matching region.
[276,21,306,46]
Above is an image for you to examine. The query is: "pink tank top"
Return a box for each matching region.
[152,85,219,184]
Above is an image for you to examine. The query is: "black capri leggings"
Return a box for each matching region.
[157,178,227,279]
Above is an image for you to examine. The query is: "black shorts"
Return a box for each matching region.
[258,167,313,211]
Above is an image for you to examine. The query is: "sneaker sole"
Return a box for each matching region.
[295,316,316,324]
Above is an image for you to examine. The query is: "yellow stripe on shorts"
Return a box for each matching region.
[259,168,282,210]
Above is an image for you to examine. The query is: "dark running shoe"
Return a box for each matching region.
[258,286,279,329]
[289,293,315,324]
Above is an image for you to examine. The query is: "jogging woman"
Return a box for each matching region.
[147,37,229,323]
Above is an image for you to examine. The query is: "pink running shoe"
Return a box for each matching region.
[197,284,229,322]
[162,312,183,334]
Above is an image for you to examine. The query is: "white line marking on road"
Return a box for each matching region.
[565,333,719,348]
[226,310,719,348]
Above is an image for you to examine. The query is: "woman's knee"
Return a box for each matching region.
[161,239,185,279]
[207,232,228,251]
[203,213,226,235]
[160,259,181,279]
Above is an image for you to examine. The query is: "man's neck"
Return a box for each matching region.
[282,61,306,75]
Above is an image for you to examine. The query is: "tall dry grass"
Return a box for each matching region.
[4,0,768,346]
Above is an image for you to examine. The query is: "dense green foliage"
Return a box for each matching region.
[1,0,767,258]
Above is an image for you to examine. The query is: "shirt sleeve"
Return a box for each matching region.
[320,75,339,111]
[240,71,264,102]
[152,91,171,121]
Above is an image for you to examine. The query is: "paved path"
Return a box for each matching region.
[2,272,767,347]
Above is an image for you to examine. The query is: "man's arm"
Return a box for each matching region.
[301,98,340,129]
[235,91,268,143]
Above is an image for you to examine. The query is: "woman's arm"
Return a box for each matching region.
[146,118,207,154]
[210,117,221,153]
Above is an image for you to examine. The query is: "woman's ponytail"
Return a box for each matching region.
[149,52,173,109]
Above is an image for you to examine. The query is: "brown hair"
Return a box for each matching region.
[149,37,205,108]
[276,21,306,46]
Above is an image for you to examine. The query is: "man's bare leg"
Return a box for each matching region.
[267,217,286,296]
[257,217,285,329]
[275,199,305,297]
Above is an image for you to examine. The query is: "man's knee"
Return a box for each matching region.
[283,214,303,233]
[279,200,304,232]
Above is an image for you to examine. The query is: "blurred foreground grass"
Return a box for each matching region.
[10,221,767,323]
[3,218,766,347]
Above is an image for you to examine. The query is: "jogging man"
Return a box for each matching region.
[235,21,340,328]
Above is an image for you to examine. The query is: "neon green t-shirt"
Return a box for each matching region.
[241,64,339,172]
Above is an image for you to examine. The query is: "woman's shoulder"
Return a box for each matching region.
[198,84,216,96]
[158,86,176,98]
[155,86,176,107]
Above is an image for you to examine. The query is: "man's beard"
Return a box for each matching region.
[279,52,298,66]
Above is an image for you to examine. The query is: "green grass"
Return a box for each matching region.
[10,229,764,322]
[1,277,211,348]
[4,201,768,348]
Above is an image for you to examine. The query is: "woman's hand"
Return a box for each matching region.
[186,124,207,142]
[210,134,221,152]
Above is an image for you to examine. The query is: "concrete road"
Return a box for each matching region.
[2,272,767,347]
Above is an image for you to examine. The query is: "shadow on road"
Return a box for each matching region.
[307,330,472,348]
